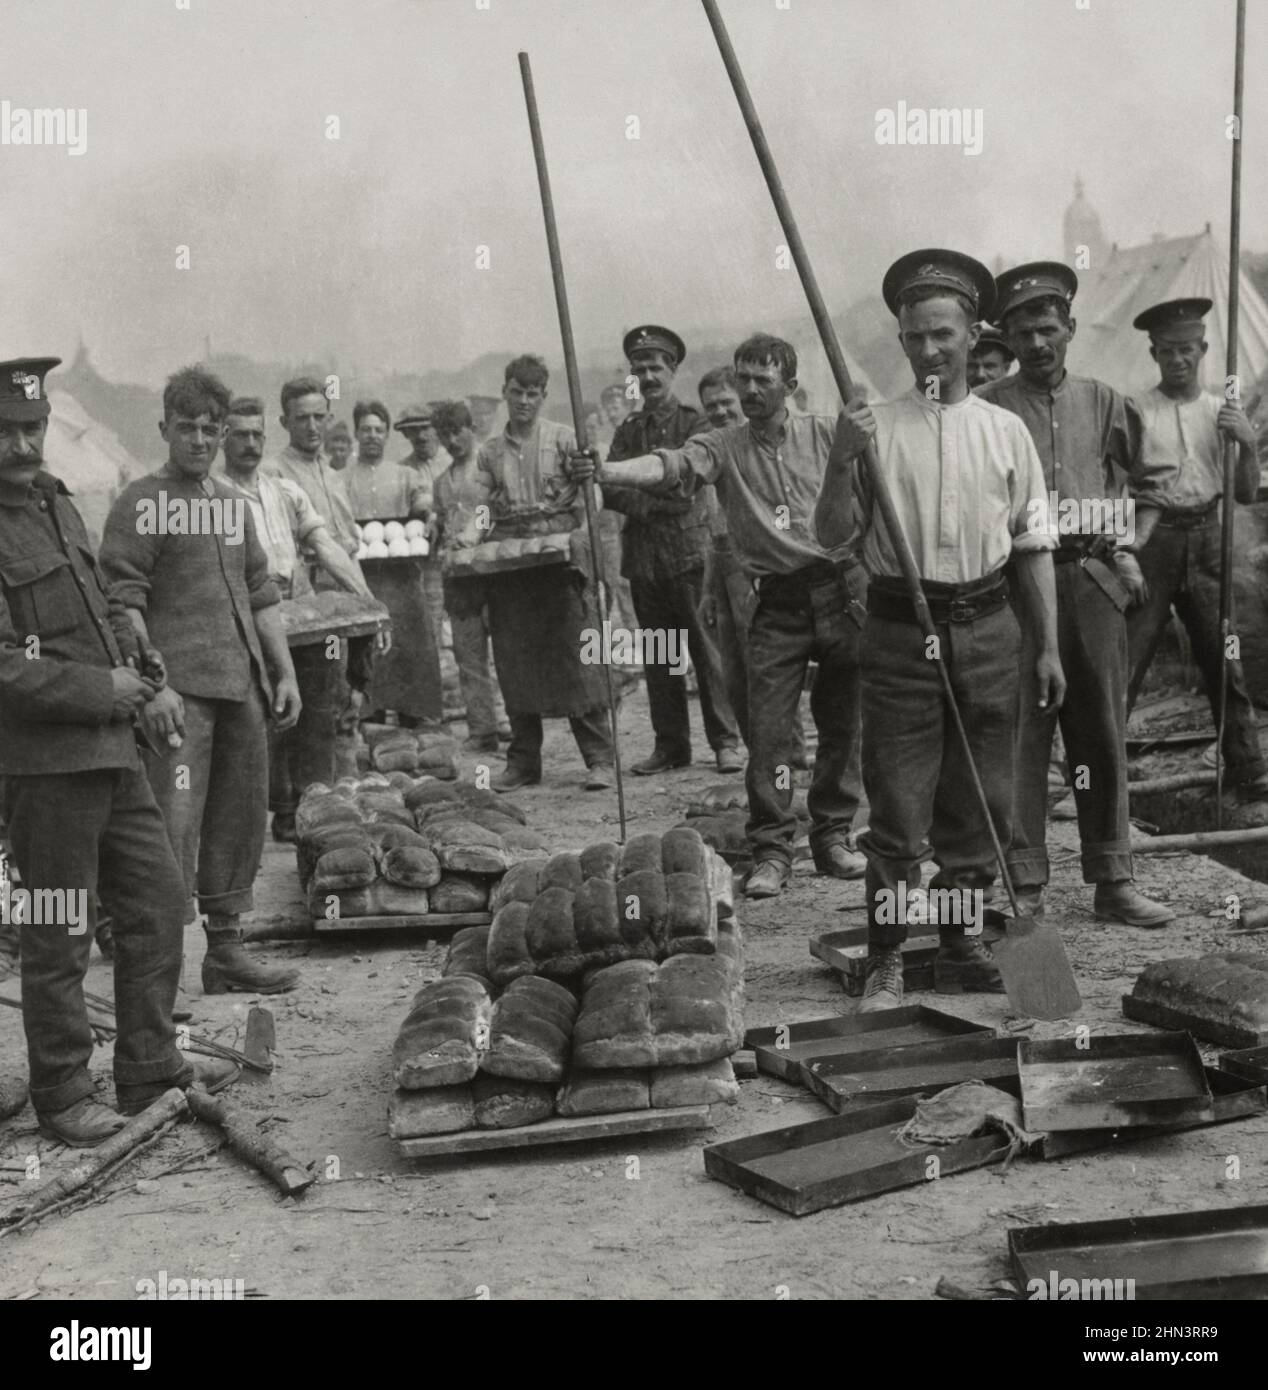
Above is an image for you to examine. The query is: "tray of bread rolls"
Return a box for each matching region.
[354,517,431,563]
[443,533,573,578]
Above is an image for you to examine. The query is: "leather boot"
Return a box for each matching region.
[743,860,789,899]
[37,1095,127,1147]
[859,947,904,1012]
[117,1056,240,1116]
[201,916,299,995]
[934,933,1004,994]
[1093,881,1175,929]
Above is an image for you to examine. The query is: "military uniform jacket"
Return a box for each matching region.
[0,470,142,775]
[604,396,714,585]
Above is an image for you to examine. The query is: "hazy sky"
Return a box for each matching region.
[0,0,1260,385]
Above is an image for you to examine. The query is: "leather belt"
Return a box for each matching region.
[756,559,848,601]
[866,572,1008,625]
[1158,502,1219,530]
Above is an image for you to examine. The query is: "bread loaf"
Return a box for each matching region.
[579,841,621,882]
[365,823,429,853]
[526,886,584,978]
[426,821,510,875]
[392,976,491,1089]
[312,847,377,891]
[381,844,443,889]
[429,873,491,914]
[362,881,431,916]
[487,900,535,985]
[541,851,584,893]
[615,869,668,953]
[488,860,546,913]
[403,778,462,813]
[572,876,624,962]
[663,870,716,956]
[556,1067,650,1116]
[388,1085,475,1138]
[572,960,658,1068]
[482,975,577,1082]
[442,925,491,983]
[650,1057,738,1107]
[472,1073,554,1128]
[618,832,663,877]
[660,826,711,880]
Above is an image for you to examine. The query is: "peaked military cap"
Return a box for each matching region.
[1133,297,1212,341]
[883,250,996,320]
[971,322,1015,359]
[994,261,1078,321]
[623,324,686,365]
[0,357,62,423]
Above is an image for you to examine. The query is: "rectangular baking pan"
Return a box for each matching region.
[703,1096,1010,1217]
[1009,1203,1268,1300]
[744,1006,992,1081]
[799,1034,1019,1111]
[1019,1032,1213,1132]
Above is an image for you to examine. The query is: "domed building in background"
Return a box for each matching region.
[1063,176,1109,270]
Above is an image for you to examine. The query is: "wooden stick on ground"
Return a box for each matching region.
[185,1084,314,1196]
[1133,824,1268,854]
[1,1088,187,1236]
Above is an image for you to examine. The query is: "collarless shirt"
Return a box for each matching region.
[856,389,1054,583]
[978,371,1172,512]
[477,417,580,513]
[433,456,498,552]
[1136,386,1224,510]
[344,456,430,522]
[265,445,358,556]
[653,411,849,579]
[221,471,324,595]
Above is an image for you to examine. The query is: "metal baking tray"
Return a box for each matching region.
[800,1034,1019,1112]
[1019,1032,1213,1133]
[1036,1066,1267,1159]
[703,1096,1011,1217]
[809,924,939,997]
[744,1007,992,1081]
[1009,1203,1268,1300]
[1217,1044,1268,1087]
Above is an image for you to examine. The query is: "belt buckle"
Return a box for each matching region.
[949,598,973,622]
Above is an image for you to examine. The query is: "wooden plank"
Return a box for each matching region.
[312,912,491,935]
[444,550,568,579]
[396,1105,711,1158]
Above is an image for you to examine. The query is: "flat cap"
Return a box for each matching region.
[882,249,996,320]
[1133,297,1212,341]
[0,357,61,423]
[994,261,1078,321]
[971,322,1015,359]
[623,324,686,365]
[394,403,434,431]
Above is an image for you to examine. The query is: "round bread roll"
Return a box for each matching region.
[366,539,389,559]
[387,537,411,557]
[408,536,430,556]
[362,520,385,544]
[405,519,426,539]
[384,520,406,543]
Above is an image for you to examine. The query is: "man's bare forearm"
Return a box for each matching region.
[1014,550,1059,652]
[253,604,297,685]
[815,450,859,551]
[310,528,371,597]
[599,453,671,489]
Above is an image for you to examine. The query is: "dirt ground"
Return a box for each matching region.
[3,683,1267,1302]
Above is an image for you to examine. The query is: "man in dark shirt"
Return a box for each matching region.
[0,357,231,1145]
[101,367,303,995]
[606,325,740,775]
[980,263,1174,928]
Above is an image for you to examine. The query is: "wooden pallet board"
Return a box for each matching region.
[312,911,491,934]
[396,1105,711,1157]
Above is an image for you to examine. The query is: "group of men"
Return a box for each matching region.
[571,251,1263,1013]
[0,241,1262,1142]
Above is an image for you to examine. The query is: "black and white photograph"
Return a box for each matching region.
[2,0,1268,1340]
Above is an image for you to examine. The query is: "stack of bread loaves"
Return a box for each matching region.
[388,827,743,1139]
[297,774,550,922]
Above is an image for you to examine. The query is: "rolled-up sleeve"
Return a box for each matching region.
[659,431,729,495]
[1120,393,1174,510]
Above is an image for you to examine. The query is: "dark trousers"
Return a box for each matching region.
[1009,561,1133,889]
[861,604,1019,947]
[1127,515,1266,782]
[506,707,613,779]
[630,567,738,759]
[746,572,861,867]
[144,690,269,924]
[270,643,346,814]
[4,768,189,1113]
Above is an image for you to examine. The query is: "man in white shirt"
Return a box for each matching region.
[1125,297,1267,799]
[819,249,1064,1010]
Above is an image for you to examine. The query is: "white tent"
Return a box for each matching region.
[43,389,148,544]
[1070,228,1268,400]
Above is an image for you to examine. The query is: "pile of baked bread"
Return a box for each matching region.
[389,828,743,1137]
[296,775,550,921]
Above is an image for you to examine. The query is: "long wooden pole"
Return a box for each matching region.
[518,51,626,840]
[1216,0,1247,828]
[699,0,1023,913]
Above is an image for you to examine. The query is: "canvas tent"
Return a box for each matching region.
[42,389,148,544]
[1069,228,1268,400]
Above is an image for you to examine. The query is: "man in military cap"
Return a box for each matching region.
[819,251,1063,1009]
[0,357,232,1144]
[967,322,1015,389]
[980,262,1175,927]
[1125,298,1266,797]
[605,325,741,777]
[567,332,868,900]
